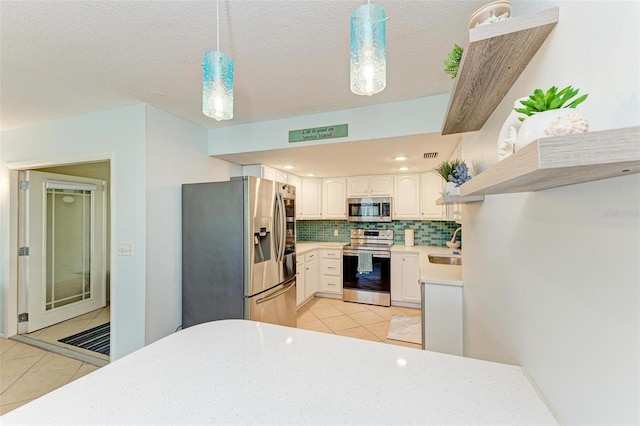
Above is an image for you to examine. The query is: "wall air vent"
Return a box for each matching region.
[423,152,438,159]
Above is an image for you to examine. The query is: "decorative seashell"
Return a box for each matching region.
[544,113,589,137]
[498,126,517,160]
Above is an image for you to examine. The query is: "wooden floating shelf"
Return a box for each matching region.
[436,195,485,205]
[460,126,640,196]
[441,7,559,135]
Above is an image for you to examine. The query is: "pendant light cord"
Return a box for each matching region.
[216,0,220,51]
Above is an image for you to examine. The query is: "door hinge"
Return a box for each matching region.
[18,313,29,322]
[18,246,30,256]
[19,180,30,190]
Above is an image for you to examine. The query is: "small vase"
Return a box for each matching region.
[497,97,527,161]
[515,109,589,150]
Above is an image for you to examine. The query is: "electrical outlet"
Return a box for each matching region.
[117,242,134,256]
[333,229,339,237]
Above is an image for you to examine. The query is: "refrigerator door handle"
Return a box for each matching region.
[255,277,296,305]
[273,192,286,263]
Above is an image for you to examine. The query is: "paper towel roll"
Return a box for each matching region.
[404,229,414,247]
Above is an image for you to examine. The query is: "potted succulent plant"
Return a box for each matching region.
[513,85,589,149]
[443,44,463,79]
[434,160,472,195]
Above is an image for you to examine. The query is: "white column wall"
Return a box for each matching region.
[459,2,640,424]
[144,105,241,344]
[0,104,147,359]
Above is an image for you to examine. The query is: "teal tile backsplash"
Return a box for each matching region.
[296,220,461,247]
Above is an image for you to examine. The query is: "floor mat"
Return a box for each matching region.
[58,322,110,355]
[386,314,421,345]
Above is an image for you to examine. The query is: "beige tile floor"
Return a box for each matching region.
[1,306,109,415]
[297,297,422,349]
[0,299,418,416]
[0,337,100,415]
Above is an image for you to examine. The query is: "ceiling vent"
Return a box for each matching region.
[423,152,438,159]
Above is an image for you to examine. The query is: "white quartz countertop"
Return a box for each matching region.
[296,241,347,255]
[392,245,463,287]
[2,320,556,425]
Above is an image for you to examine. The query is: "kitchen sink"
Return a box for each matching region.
[428,255,462,266]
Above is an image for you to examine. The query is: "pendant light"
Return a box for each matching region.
[203,0,233,121]
[350,1,387,96]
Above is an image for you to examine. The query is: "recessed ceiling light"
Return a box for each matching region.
[399,167,409,171]
[393,156,408,161]
[306,173,315,177]
[283,165,295,169]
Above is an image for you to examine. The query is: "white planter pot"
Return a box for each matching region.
[515,109,589,150]
[443,182,460,195]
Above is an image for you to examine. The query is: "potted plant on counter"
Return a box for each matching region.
[434,160,472,195]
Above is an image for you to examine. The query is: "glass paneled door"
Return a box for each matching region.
[20,171,107,333]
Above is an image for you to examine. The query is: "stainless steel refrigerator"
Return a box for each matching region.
[182,176,297,329]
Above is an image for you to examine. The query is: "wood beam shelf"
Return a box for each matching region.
[459,126,640,196]
[441,7,559,135]
[436,195,485,205]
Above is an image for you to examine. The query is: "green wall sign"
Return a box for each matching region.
[289,124,348,143]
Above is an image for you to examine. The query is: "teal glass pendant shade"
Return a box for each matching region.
[350,3,387,96]
[203,50,234,121]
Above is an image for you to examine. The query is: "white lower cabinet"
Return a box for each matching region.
[296,258,305,306]
[297,250,318,307]
[319,249,342,294]
[422,282,463,356]
[390,252,420,307]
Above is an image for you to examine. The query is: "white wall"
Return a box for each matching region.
[208,94,450,155]
[460,2,640,424]
[0,104,147,359]
[144,105,241,344]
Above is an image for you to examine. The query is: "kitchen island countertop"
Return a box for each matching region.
[1,320,556,425]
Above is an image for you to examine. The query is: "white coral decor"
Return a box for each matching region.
[515,109,589,150]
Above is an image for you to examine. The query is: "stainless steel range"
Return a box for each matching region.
[342,229,393,307]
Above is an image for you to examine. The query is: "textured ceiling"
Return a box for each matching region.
[0,0,486,131]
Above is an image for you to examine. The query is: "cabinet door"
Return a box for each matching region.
[424,284,463,356]
[402,254,420,303]
[296,260,305,307]
[305,260,318,299]
[287,174,303,219]
[346,177,369,197]
[300,178,322,219]
[369,175,393,196]
[261,166,278,181]
[393,174,420,220]
[390,253,404,302]
[420,173,446,220]
[322,178,346,219]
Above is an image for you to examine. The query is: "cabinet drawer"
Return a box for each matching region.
[305,251,317,262]
[321,275,341,293]
[322,249,341,259]
[321,259,341,276]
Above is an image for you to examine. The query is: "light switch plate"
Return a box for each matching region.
[333,229,339,236]
[116,242,134,256]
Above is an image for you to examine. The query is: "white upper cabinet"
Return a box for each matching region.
[420,173,446,220]
[347,175,393,197]
[300,178,322,219]
[393,174,421,220]
[287,174,303,219]
[322,178,347,219]
[242,165,287,183]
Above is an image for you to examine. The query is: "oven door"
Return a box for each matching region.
[342,251,391,293]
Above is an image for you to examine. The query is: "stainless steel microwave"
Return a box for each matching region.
[347,197,392,222]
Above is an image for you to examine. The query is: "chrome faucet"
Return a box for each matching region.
[450,227,462,242]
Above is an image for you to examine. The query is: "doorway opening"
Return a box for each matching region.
[14,161,111,366]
